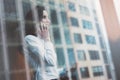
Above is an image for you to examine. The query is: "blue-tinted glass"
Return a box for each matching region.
[67,48,76,67]
[53,27,62,44]
[61,11,68,26]
[59,3,65,8]
[82,20,92,29]
[70,17,79,27]
[86,35,96,44]
[99,37,105,49]
[49,0,55,5]
[102,51,109,64]
[50,9,58,25]
[80,67,90,78]
[92,66,104,76]
[96,23,101,35]
[64,29,71,45]
[77,50,86,61]
[106,65,112,79]
[89,50,100,60]
[74,33,82,43]
[68,2,76,11]
[80,5,90,16]
[56,48,65,68]
[3,0,18,19]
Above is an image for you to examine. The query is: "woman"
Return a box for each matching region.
[25,5,58,80]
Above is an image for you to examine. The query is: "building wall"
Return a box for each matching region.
[100,0,120,80]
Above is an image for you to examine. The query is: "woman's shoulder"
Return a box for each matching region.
[25,35,39,42]
[25,35,37,39]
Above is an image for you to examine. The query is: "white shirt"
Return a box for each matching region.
[25,35,58,80]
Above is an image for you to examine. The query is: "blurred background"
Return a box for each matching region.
[0,0,120,80]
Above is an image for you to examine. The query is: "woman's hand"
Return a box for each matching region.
[39,22,50,41]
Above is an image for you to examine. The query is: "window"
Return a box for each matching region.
[5,20,21,44]
[64,29,72,45]
[77,50,86,61]
[102,51,109,64]
[60,11,68,26]
[59,3,65,8]
[74,33,82,43]
[56,48,65,68]
[70,17,79,27]
[67,48,76,67]
[92,66,104,76]
[82,20,92,29]
[95,23,101,35]
[106,65,112,79]
[53,27,62,44]
[3,0,18,19]
[49,0,55,6]
[50,9,58,25]
[80,5,90,16]
[80,67,90,78]
[89,50,100,60]
[68,2,76,12]
[85,35,96,44]
[99,37,105,49]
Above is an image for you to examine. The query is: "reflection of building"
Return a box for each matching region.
[50,0,115,80]
[0,0,115,80]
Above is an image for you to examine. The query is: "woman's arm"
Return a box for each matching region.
[25,35,57,66]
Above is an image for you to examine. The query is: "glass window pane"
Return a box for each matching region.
[99,37,105,49]
[82,20,92,29]
[67,48,76,67]
[106,65,112,79]
[60,11,68,26]
[95,23,101,35]
[56,48,65,68]
[70,17,79,27]
[92,66,104,76]
[3,0,18,19]
[77,50,86,61]
[53,27,62,44]
[80,67,90,78]
[80,5,90,16]
[50,9,58,25]
[5,20,21,44]
[102,51,109,64]
[85,35,96,44]
[4,20,27,79]
[74,33,82,43]
[68,2,76,12]
[89,50,100,60]
[64,29,71,45]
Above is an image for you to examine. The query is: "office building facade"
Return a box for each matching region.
[0,0,115,80]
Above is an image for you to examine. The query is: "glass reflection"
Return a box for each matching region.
[3,0,17,19]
